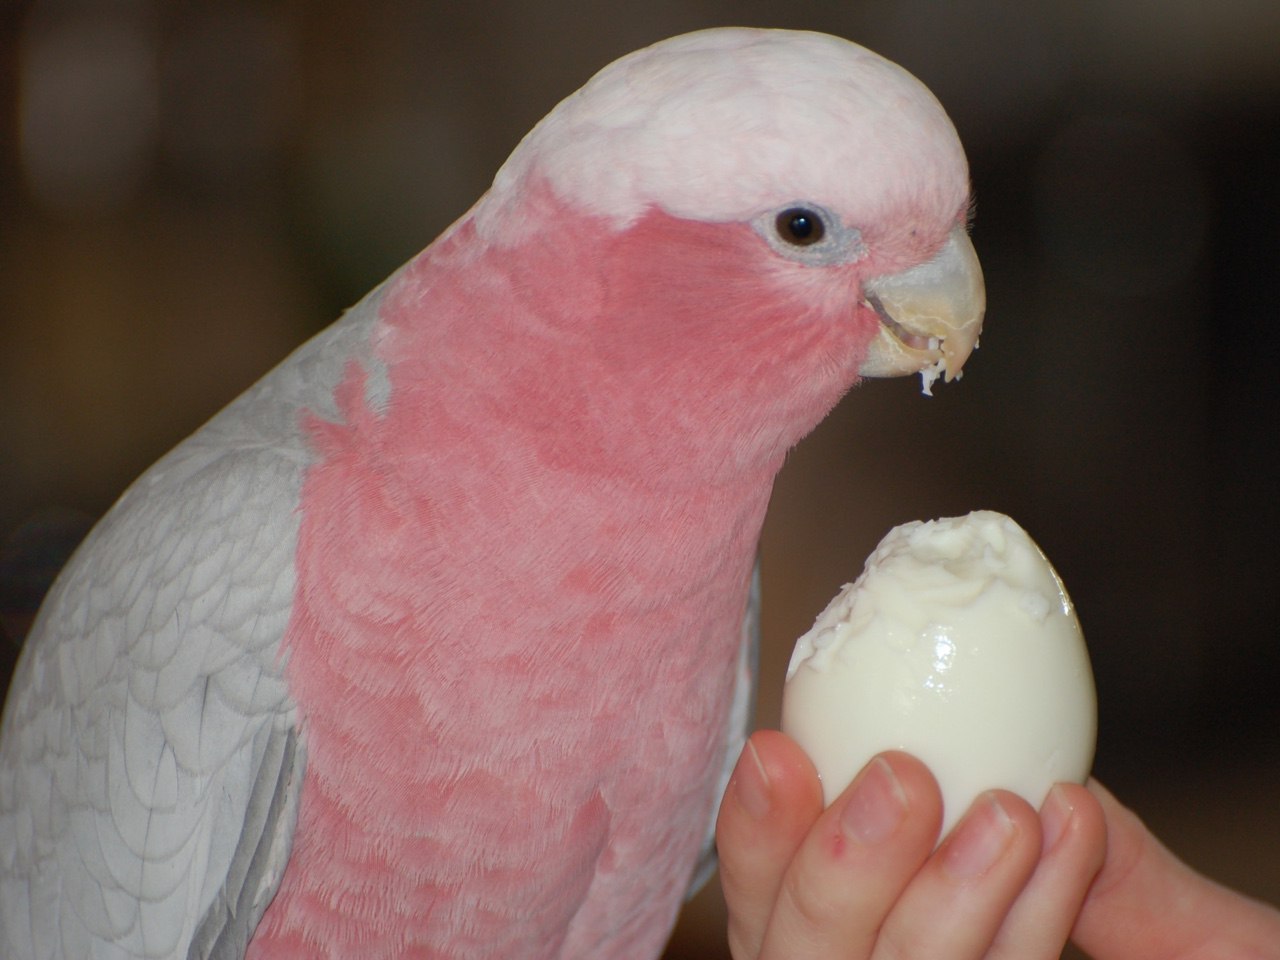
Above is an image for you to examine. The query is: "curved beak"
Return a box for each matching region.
[859,226,985,393]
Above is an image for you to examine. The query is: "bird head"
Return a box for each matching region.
[394,28,984,479]
[479,28,983,390]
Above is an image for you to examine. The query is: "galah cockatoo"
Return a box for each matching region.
[0,26,984,960]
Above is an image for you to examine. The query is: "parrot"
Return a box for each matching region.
[0,26,984,960]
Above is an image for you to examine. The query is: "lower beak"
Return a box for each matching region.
[858,226,985,391]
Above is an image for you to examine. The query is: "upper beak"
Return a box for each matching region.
[858,225,985,389]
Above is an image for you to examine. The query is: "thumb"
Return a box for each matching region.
[1071,779,1280,959]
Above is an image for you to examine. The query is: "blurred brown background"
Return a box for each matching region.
[1,2,1277,957]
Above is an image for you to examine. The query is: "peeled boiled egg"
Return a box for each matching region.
[781,510,1096,837]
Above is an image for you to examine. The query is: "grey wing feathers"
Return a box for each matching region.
[0,279,393,960]
[686,560,760,898]
[189,725,303,960]
[0,441,306,960]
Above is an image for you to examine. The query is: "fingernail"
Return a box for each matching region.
[840,756,908,845]
[735,740,772,820]
[1040,784,1074,853]
[942,793,1016,879]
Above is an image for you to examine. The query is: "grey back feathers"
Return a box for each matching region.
[0,281,389,959]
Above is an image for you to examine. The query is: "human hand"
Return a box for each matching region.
[717,731,1280,959]
[715,730,1107,959]
[1069,779,1280,959]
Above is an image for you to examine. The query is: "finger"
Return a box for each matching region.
[1071,779,1280,959]
[716,730,824,960]
[755,751,943,960]
[984,783,1107,960]
[870,789,1042,960]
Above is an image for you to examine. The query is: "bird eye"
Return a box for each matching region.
[775,207,826,246]
[755,202,862,265]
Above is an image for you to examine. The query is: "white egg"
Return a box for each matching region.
[781,510,1096,837]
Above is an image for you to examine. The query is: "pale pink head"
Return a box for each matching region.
[483,29,968,254]
[404,28,985,478]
